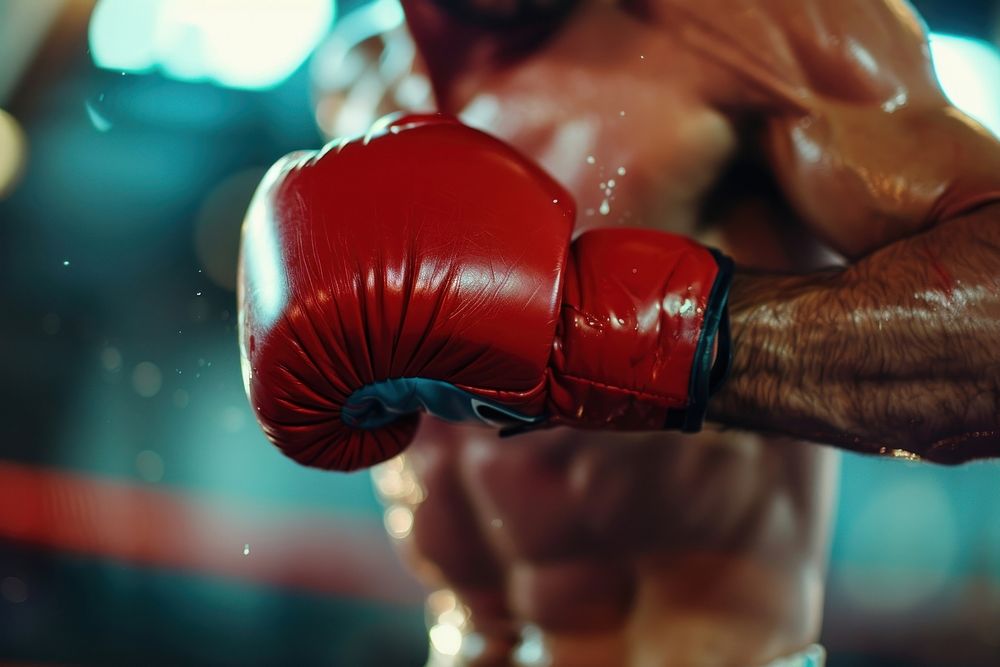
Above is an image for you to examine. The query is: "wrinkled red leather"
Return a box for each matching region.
[239,114,574,470]
[550,229,720,429]
[240,114,725,470]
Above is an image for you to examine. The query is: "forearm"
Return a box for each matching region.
[708,204,1000,463]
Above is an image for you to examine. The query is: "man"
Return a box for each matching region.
[249,1,1000,664]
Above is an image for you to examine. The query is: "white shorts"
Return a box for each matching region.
[765,645,826,667]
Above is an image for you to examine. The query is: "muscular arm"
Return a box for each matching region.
[694,0,1000,462]
[400,0,1000,461]
[712,200,1000,463]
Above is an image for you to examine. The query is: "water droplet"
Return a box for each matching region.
[607,179,616,188]
[586,155,595,165]
[195,291,202,296]
[599,199,611,216]
[242,544,251,556]
[617,167,627,176]
[631,268,637,274]
[640,55,645,60]
[599,181,606,189]
[552,199,559,204]
[619,110,626,117]
[62,260,70,267]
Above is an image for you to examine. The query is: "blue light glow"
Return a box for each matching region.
[89,0,334,90]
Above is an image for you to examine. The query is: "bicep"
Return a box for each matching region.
[767,103,1000,259]
[748,0,1000,257]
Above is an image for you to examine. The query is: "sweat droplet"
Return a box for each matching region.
[243,544,250,556]
[617,167,626,176]
[607,179,616,188]
[586,155,596,165]
[599,199,611,215]
[619,110,626,117]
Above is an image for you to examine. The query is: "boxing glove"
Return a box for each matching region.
[239,114,732,471]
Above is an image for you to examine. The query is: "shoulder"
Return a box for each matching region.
[647,0,945,110]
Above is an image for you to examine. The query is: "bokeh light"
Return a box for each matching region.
[513,624,549,667]
[100,346,123,372]
[0,108,27,199]
[89,0,334,90]
[840,477,959,614]
[384,505,414,540]
[135,449,166,483]
[930,33,1000,137]
[131,361,164,398]
[429,623,463,657]
[1,577,28,604]
[310,0,432,139]
[2,2,1000,666]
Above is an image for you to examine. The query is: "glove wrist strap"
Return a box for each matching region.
[669,249,733,432]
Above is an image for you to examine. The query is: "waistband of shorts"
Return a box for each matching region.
[763,644,825,667]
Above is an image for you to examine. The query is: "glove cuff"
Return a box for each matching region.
[667,248,733,432]
[546,229,734,433]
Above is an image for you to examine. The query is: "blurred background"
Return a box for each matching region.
[0,0,999,665]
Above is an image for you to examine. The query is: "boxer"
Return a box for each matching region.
[240,1,1000,664]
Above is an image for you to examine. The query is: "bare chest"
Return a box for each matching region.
[461,57,735,234]
[456,23,837,272]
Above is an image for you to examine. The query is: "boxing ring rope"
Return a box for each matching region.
[0,461,424,606]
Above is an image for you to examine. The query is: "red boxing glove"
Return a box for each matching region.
[239,114,732,471]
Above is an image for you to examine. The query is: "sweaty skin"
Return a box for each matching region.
[314,0,1000,664]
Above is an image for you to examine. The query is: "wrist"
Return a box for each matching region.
[671,248,733,432]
